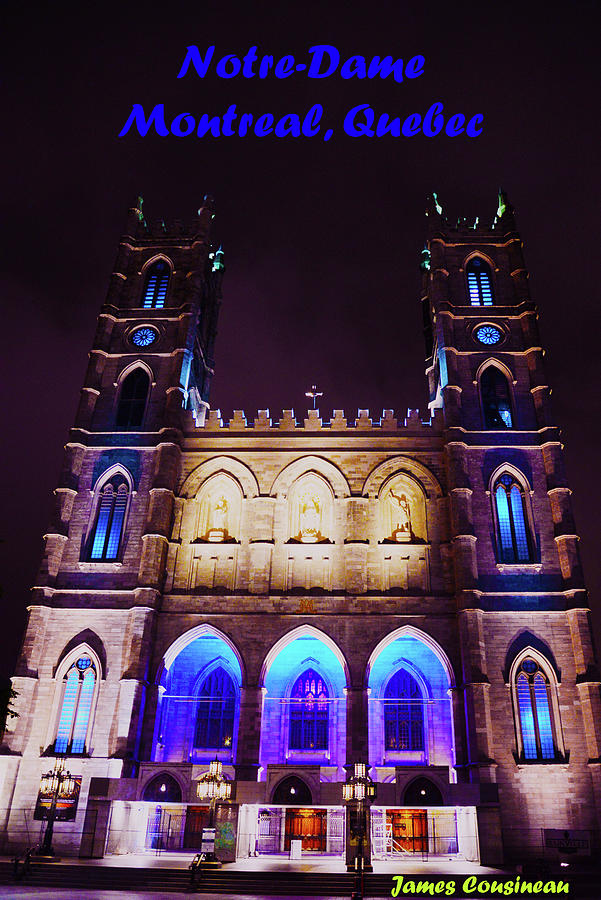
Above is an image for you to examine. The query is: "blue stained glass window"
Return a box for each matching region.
[494,474,533,563]
[71,669,95,753]
[54,659,97,754]
[143,260,170,309]
[89,476,129,561]
[194,668,236,750]
[384,669,424,752]
[534,674,555,759]
[517,674,537,759]
[516,660,556,761]
[55,669,79,753]
[131,327,157,347]
[90,492,114,559]
[466,258,494,306]
[510,486,530,561]
[495,485,514,559]
[476,325,501,346]
[289,669,328,751]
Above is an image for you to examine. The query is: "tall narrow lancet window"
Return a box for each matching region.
[194,668,235,750]
[55,657,97,754]
[116,368,150,428]
[494,473,533,563]
[516,659,556,760]
[466,257,494,306]
[89,474,129,561]
[481,366,513,428]
[384,669,424,751]
[289,669,328,751]
[143,260,170,309]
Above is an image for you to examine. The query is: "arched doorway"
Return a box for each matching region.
[143,773,182,803]
[404,777,444,806]
[272,775,312,804]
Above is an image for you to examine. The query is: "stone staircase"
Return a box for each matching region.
[0,859,395,896]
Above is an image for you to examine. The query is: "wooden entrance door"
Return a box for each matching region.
[183,805,210,849]
[386,809,428,853]
[284,808,327,852]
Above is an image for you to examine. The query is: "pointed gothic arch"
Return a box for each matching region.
[85,465,134,561]
[115,363,152,428]
[464,254,495,306]
[478,362,514,429]
[48,642,103,756]
[508,646,564,762]
[489,466,535,564]
[140,255,173,309]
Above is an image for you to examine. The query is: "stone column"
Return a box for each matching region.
[235,685,263,781]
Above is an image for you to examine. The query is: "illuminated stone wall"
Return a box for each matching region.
[1,196,600,866]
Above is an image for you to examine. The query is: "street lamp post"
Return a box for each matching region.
[195,759,232,865]
[38,758,77,856]
[343,762,376,900]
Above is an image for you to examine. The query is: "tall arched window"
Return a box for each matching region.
[494,473,533,563]
[89,473,130,561]
[481,366,513,428]
[384,669,424,751]
[194,667,235,750]
[143,260,170,309]
[289,669,328,751]
[515,658,556,760]
[55,656,97,754]
[466,258,493,306]
[116,368,150,428]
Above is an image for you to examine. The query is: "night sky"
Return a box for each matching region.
[2,2,600,681]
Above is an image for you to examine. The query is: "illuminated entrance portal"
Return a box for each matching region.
[284,808,327,852]
[257,807,345,855]
[371,808,465,858]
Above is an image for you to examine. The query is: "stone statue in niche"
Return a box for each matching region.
[207,495,229,542]
[297,493,323,543]
[387,490,412,542]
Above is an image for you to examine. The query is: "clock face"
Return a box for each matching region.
[131,327,157,347]
[475,325,501,345]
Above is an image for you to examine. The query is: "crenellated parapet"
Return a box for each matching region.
[195,407,444,432]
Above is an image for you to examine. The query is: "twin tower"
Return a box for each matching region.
[2,192,600,866]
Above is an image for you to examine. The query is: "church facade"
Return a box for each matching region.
[2,193,600,866]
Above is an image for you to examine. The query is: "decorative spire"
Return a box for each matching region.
[211,246,225,273]
[134,194,145,223]
[495,187,516,229]
[425,192,443,218]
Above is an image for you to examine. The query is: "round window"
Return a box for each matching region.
[475,325,501,346]
[131,327,157,347]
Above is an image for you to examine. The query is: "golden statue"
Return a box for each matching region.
[207,495,229,542]
[298,493,322,542]
[387,490,412,542]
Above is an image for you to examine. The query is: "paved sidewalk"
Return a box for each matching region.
[1,891,342,900]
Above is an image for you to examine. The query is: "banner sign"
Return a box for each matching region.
[34,776,82,822]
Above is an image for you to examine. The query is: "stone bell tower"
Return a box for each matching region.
[5,197,224,837]
[421,190,601,857]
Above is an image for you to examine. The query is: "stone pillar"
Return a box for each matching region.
[457,609,496,784]
[345,687,368,766]
[235,685,263,781]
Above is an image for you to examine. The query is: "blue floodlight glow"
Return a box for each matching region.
[368,632,454,768]
[155,632,242,763]
[260,633,347,770]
